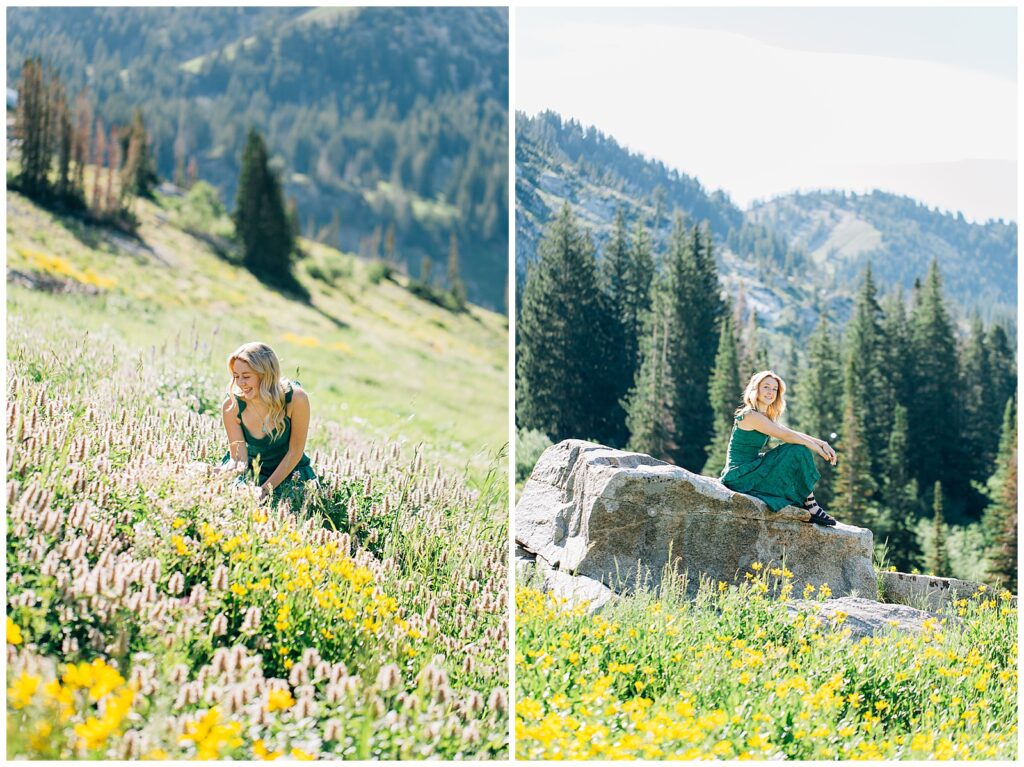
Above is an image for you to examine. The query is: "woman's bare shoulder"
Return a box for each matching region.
[736,408,768,431]
[284,383,309,411]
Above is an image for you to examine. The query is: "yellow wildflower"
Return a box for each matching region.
[7,616,23,645]
[254,739,283,760]
[7,672,40,709]
[266,689,295,712]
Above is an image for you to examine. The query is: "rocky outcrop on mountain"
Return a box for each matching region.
[515,440,877,605]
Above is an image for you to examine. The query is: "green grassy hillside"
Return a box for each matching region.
[5,185,510,759]
[6,185,508,480]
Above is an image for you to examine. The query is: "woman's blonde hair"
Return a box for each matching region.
[737,370,786,422]
[226,342,290,440]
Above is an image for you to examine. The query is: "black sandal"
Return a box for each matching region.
[803,496,837,527]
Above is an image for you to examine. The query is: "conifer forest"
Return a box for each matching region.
[516,203,1017,587]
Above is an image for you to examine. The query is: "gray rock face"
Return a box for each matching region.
[790,597,945,640]
[878,571,1008,611]
[516,440,876,600]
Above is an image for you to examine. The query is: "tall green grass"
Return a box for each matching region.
[516,565,1016,760]
[5,187,507,481]
[5,187,509,759]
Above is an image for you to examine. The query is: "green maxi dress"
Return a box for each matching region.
[719,409,820,512]
[220,383,318,502]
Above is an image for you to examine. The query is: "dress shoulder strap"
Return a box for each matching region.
[284,382,294,405]
[235,396,247,414]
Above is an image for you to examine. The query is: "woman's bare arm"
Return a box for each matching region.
[261,387,310,492]
[221,396,248,471]
[738,411,836,464]
[789,427,825,447]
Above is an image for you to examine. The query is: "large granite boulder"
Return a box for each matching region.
[516,440,876,600]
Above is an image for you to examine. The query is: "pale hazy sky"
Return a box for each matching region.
[517,7,1017,223]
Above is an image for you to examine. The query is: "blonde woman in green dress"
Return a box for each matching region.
[720,370,839,526]
[219,342,318,503]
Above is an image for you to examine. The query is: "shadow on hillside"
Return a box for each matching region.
[307,302,349,330]
[12,183,146,254]
[254,272,350,330]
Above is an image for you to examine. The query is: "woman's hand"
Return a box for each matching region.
[219,460,247,474]
[257,482,274,501]
[816,440,837,466]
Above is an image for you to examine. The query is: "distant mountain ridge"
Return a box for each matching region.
[749,190,1016,322]
[516,110,742,276]
[516,111,1017,335]
[7,6,509,309]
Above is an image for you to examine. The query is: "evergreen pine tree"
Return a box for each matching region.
[790,316,843,506]
[702,311,741,475]
[908,261,961,502]
[71,89,92,195]
[843,266,893,493]
[91,118,105,214]
[122,108,159,198]
[880,288,913,410]
[984,397,1017,590]
[104,125,120,216]
[286,197,300,242]
[16,58,53,197]
[665,220,725,470]
[988,444,1017,592]
[384,223,396,266]
[625,277,676,461]
[233,128,296,286]
[928,481,949,576]
[881,405,921,571]
[516,202,606,442]
[984,323,1016,433]
[599,209,631,308]
[52,78,72,199]
[595,208,631,445]
[960,315,997,492]
[739,310,769,381]
[834,360,877,527]
[624,219,655,354]
[447,231,467,308]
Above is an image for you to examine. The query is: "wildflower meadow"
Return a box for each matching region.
[516,566,1017,760]
[6,317,509,759]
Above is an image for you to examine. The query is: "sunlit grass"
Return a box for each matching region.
[5,187,507,479]
[6,318,508,759]
[5,187,509,759]
[516,566,1016,760]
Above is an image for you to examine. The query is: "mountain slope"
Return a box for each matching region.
[7,6,509,309]
[516,111,839,357]
[516,111,1017,347]
[749,190,1016,324]
[5,182,507,478]
[516,110,742,277]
